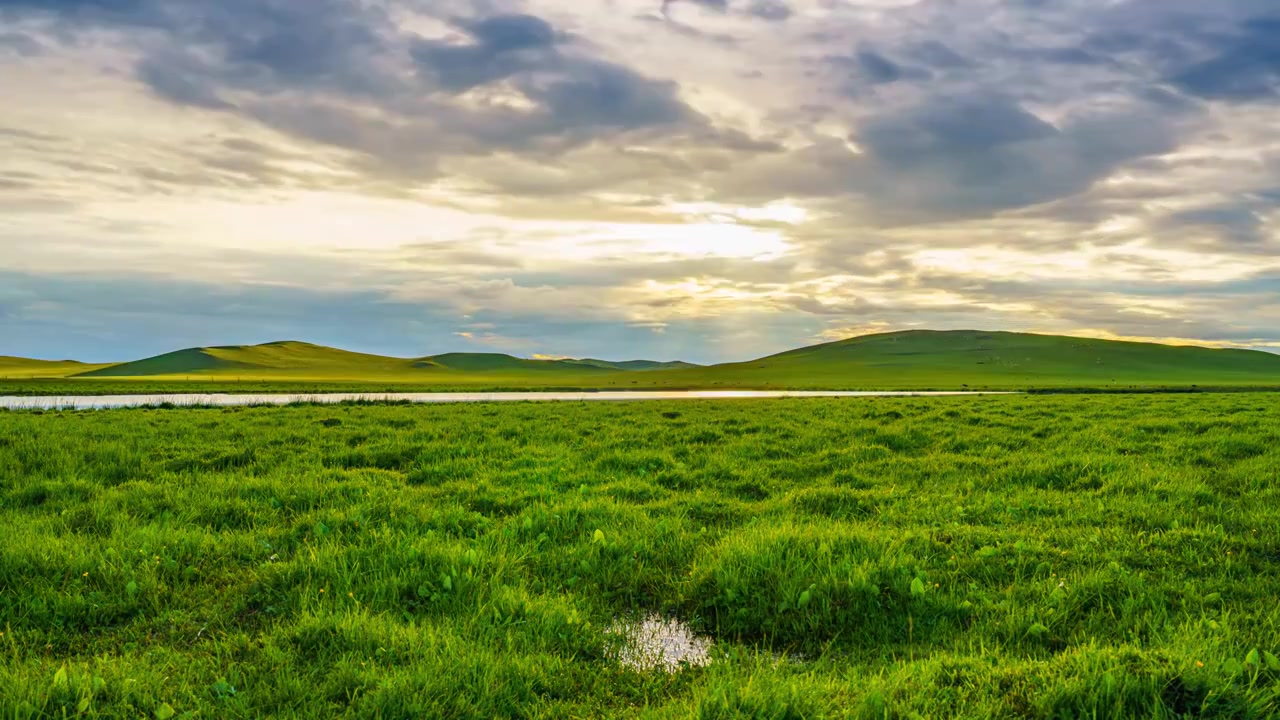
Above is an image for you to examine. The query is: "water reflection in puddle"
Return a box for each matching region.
[608,615,713,672]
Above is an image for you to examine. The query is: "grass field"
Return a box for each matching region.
[5,331,1280,395]
[0,358,111,380]
[2,395,1279,718]
[653,331,1280,390]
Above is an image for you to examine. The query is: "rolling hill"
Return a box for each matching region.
[7,330,1280,390]
[78,342,420,378]
[569,359,702,372]
[645,330,1280,389]
[422,353,618,374]
[0,357,111,379]
[71,342,692,383]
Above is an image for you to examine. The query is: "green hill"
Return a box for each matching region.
[647,330,1280,389]
[70,342,687,383]
[425,353,617,374]
[78,342,418,379]
[0,357,111,379]
[569,359,701,372]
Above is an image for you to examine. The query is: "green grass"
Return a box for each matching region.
[5,331,1279,394]
[0,358,111,380]
[2,395,1279,717]
[650,331,1280,390]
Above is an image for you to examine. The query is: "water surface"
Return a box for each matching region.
[0,390,1012,410]
[607,615,713,672]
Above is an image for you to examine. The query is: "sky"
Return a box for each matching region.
[1,0,1279,363]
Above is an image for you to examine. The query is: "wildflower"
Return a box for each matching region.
[1196,661,1204,668]
[82,572,89,577]
[349,592,355,598]
[319,588,326,594]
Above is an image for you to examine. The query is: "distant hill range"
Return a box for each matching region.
[5,331,1280,389]
[51,341,699,380]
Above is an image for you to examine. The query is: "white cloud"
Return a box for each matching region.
[0,0,1277,359]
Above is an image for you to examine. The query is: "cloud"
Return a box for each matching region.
[0,0,147,18]
[4,1,718,183]
[747,1,790,22]
[860,94,1059,158]
[1164,204,1269,246]
[660,0,790,23]
[662,0,727,16]
[2,0,1280,361]
[721,92,1189,223]
[840,48,931,85]
[411,14,561,92]
[1170,17,1280,101]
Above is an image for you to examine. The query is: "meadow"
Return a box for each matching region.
[2,395,1279,718]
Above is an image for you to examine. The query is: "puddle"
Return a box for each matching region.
[607,615,713,672]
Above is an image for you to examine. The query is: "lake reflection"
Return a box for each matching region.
[0,390,1012,410]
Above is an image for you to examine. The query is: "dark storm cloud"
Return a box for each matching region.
[860,95,1058,158]
[1170,17,1280,101]
[743,0,1280,225]
[0,0,724,185]
[1057,2,1280,103]
[410,14,561,92]
[410,13,695,136]
[845,48,930,85]
[724,90,1189,223]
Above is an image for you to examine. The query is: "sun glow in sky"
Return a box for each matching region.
[1,0,1278,362]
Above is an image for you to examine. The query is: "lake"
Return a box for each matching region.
[0,390,1013,410]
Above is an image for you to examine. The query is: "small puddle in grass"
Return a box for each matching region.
[607,615,713,672]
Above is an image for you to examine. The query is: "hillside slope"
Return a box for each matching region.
[78,342,417,378]
[424,353,618,374]
[645,330,1280,389]
[570,359,701,371]
[70,342,687,383]
[0,357,112,379]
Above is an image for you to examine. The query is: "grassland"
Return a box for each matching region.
[2,395,1279,718]
[652,331,1280,390]
[4,331,1279,396]
[0,358,111,380]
